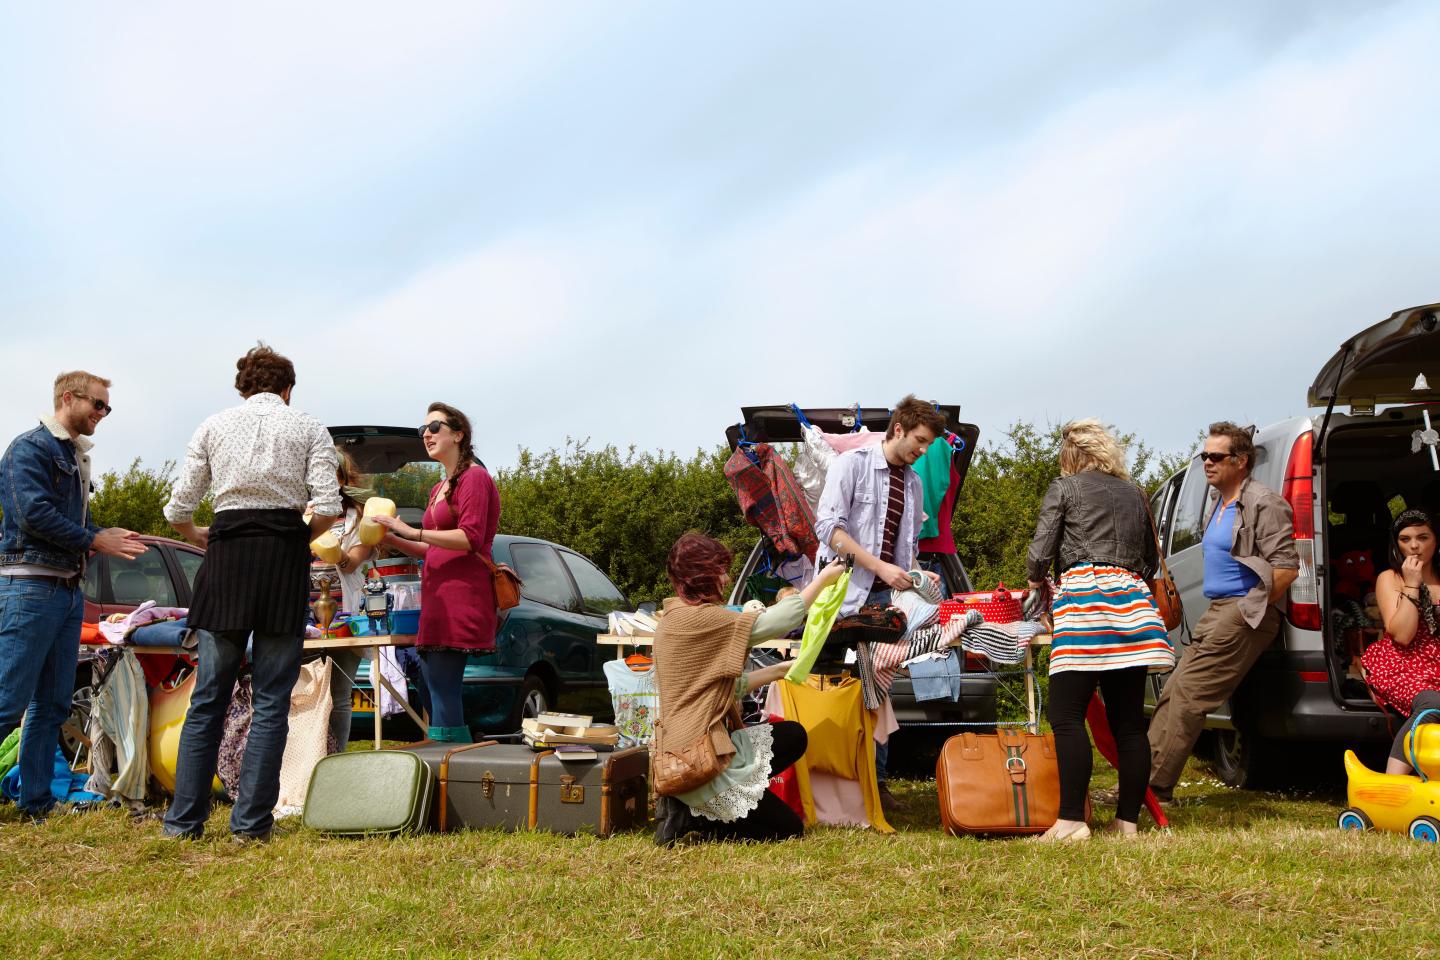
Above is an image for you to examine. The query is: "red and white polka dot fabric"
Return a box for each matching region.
[1362,618,1440,715]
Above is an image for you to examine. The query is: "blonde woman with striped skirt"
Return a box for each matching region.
[1026,420,1176,840]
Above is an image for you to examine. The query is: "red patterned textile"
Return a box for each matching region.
[724,443,819,562]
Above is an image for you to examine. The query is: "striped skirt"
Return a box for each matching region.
[1049,564,1175,675]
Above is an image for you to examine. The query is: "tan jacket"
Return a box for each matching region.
[1203,477,1300,629]
[652,598,761,762]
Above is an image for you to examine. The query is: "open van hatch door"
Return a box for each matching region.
[1308,303,1440,409]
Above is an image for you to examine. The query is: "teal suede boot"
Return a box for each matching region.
[427,725,473,744]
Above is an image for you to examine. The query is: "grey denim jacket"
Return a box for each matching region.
[1026,471,1158,583]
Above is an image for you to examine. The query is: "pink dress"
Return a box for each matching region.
[417,465,500,652]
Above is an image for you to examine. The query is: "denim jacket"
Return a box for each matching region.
[1026,471,1158,583]
[0,418,99,571]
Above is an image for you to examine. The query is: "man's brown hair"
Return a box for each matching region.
[885,395,947,440]
[235,343,297,398]
[1208,421,1256,471]
[53,371,110,410]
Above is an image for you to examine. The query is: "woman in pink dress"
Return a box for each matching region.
[373,402,500,743]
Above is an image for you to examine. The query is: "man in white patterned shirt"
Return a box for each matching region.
[161,344,341,842]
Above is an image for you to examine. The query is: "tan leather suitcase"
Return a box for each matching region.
[936,729,1083,835]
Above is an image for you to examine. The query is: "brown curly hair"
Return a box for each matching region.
[235,343,296,398]
[886,395,947,440]
[1208,421,1257,472]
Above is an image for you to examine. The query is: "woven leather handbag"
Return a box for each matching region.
[652,719,730,797]
[937,729,1080,835]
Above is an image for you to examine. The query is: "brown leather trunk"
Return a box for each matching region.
[398,741,647,836]
[936,730,1081,835]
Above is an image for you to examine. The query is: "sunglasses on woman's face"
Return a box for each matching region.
[1197,452,1233,464]
[418,421,450,437]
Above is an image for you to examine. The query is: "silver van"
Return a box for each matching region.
[1146,303,1440,786]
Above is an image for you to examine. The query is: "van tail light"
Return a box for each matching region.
[1282,431,1321,631]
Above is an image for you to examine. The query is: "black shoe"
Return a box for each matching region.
[230,831,272,846]
[653,797,702,847]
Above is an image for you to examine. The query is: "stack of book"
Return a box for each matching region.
[521,712,621,761]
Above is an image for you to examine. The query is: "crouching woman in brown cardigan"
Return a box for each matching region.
[652,532,846,846]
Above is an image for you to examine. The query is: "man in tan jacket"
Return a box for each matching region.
[1146,422,1299,803]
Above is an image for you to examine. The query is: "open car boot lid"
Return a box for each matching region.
[1309,303,1440,408]
[724,403,980,498]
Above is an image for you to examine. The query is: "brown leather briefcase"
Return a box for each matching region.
[936,729,1080,836]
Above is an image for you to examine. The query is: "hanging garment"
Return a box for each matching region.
[821,429,884,454]
[274,659,336,815]
[908,651,963,702]
[216,673,254,797]
[777,675,892,833]
[785,571,851,683]
[724,442,820,562]
[913,436,954,540]
[918,458,962,555]
[603,657,660,747]
[85,649,150,803]
[793,423,836,509]
[370,647,410,718]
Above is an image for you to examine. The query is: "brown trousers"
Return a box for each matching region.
[1147,598,1282,792]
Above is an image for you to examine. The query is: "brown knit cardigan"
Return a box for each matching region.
[653,597,761,763]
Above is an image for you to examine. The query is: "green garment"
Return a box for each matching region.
[0,728,19,780]
[427,725,473,744]
[914,436,954,539]
[785,571,851,684]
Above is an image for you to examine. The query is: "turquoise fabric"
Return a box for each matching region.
[914,437,954,540]
[785,571,851,683]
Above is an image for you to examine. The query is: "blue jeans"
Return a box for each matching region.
[163,629,302,838]
[0,576,83,813]
[418,649,468,729]
[865,583,892,784]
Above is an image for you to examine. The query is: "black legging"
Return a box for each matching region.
[698,720,808,842]
[1390,690,1440,764]
[1048,667,1150,823]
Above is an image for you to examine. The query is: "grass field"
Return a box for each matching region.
[1,751,1437,960]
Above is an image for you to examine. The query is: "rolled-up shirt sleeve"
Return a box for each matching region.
[814,456,857,553]
[164,423,213,525]
[306,425,342,517]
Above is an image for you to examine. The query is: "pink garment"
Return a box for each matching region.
[821,429,884,454]
[418,465,501,652]
[918,458,961,554]
[809,773,871,828]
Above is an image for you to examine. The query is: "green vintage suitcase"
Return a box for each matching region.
[302,750,434,836]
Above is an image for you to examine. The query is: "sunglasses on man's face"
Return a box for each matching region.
[1197,452,1233,464]
[418,421,449,437]
[73,393,113,415]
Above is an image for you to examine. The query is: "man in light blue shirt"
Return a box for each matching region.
[814,396,946,809]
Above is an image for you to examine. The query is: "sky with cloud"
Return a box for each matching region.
[4,1,1439,480]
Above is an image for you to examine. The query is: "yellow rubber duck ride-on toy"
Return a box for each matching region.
[1339,708,1440,842]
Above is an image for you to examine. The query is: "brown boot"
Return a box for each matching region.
[877,782,905,816]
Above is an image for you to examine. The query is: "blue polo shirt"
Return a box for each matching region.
[1203,500,1261,599]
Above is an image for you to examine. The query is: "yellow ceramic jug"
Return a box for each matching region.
[359,497,397,546]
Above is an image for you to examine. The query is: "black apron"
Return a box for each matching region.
[188,509,312,636]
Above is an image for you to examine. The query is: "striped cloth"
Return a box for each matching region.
[1050,564,1175,675]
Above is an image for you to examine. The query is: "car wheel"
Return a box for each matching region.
[507,675,551,732]
[1408,816,1440,843]
[61,684,94,763]
[1208,728,1275,789]
[1336,808,1372,832]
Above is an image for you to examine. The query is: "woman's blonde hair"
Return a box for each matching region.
[1059,419,1130,479]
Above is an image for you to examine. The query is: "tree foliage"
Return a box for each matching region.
[89,459,212,536]
[493,440,752,605]
[952,422,1195,589]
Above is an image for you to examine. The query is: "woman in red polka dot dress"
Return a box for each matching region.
[1361,509,1440,775]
